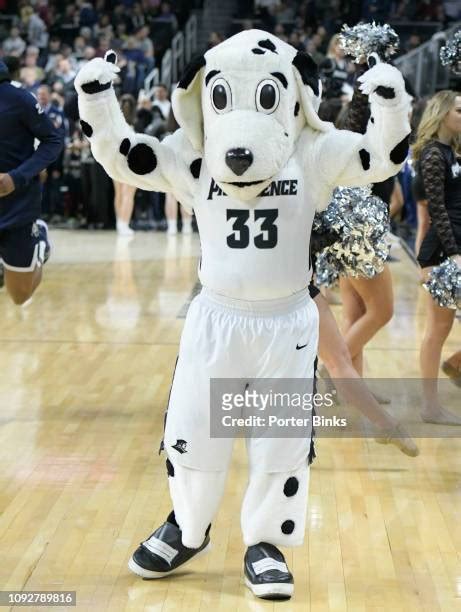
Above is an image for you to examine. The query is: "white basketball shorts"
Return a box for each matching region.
[163,287,319,473]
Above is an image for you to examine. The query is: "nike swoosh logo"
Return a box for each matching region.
[296,343,308,350]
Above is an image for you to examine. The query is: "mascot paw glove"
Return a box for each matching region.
[358,63,408,107]
[74,51,120,96]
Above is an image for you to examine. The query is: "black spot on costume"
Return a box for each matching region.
[80,120,93,138]
[359,148,371,170]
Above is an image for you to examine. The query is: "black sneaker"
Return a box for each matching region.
[128,512,211,579]
[244,542,294,600]
[0,263,4,289]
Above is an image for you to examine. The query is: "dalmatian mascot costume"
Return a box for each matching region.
[75,30,410,600]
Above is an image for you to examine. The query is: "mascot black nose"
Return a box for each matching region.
[225,148,253,176]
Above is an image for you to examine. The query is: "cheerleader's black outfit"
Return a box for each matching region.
[417,140,461,268]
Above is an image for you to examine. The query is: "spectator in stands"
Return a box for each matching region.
[242,18,256,31]
[62,44,76,64]
[72,36,87,63]
[20,47,45,94]
[54,5,79,46]
[155,2,179,31]
[2,27,27,57]
[37,84,67,220]
[97,14,114,41]
[288,31,305,52]
[79,1,98,28]
[37,85,56,115]
[153,84,171,121]
[207,32,224,49]
[0,0,192,233]
[78,46,96,69]
[277,1,296,22]
[121,35,152,91]
[114,53,136,96]
[95,35,111,59]
[273,23,288,42]
[405,33,422,53]
[306,34,325,65]
[26,7,49,52]
[64,127,87,224]
[79,27,93,46]
[44,37,63,74]
[136,26,155,69]
[122,36,145,64]
[111,4,130,33]
[134,94,154,131]
[326,34,350,79]
[113,23,128,50]
[362,0,392,22]
[319,34,353,99]
[52,58,77,97]
[315,25,329,54]
[131,3,147,31]
[147,107,169,139]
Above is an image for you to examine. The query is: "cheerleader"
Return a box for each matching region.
[336,62,396,387]
[309,227,418,456]
[413,91,461,423]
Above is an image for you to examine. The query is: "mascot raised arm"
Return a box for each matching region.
[75,30,411,600]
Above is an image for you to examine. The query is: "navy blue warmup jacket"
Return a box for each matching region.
[0,61,64,229]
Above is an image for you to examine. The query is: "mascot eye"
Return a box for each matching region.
[211,78,232,113]
[256,80,280,114]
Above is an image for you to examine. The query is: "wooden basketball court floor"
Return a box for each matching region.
[0,230,460,612]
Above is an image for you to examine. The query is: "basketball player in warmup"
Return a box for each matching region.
[0,59,63,304]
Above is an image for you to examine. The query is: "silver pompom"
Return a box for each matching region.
[423,259,461,309]
[440,30,461,75]
[314,186,391,286]
[339,22,399,63]
[314,250,340,287]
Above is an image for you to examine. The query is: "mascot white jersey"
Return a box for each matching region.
[75,29,411,600]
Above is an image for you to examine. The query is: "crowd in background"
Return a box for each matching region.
[0,0,459,239]
[0,0,199,231]
[232,0,460,54]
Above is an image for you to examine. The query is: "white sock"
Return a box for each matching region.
[167,219,177,234]
[117,220,134,236]
[182,219,193,234]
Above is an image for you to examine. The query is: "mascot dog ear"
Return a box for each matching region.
[292,52,330,132]
[172,55,206,152]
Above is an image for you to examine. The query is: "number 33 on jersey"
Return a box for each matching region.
[193,156,314,301]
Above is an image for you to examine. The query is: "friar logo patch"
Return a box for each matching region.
[172,439,188,454]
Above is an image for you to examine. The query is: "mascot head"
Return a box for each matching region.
[173,29,330,201]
